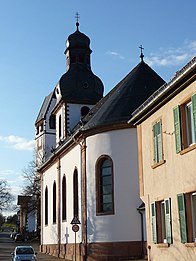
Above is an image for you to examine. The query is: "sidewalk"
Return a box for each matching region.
[29,240,146,261]
[28,241,63,260]
[37,251,63,260]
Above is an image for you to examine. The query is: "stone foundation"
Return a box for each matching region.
[40,241,146,260]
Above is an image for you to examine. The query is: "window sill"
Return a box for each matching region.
[156,243,170,248]
[185,243,196,248]
[151,160,166,169]
[96,212,114,216]
[180,144,196,155]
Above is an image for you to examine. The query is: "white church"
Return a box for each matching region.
[35,19,165,260]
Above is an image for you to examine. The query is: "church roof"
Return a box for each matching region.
[66,29,91,50]
[59,64,104,104]
[131,56,196,125]
[58,20,104,104]
[82,60,165,130]
[35,91,55,124]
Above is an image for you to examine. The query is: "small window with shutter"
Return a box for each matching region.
[173,93,196,153]
[177,192,196,243]
[153,120,163,163]
[151,199,172,244]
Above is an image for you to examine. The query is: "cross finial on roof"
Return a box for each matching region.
[75,12,80,31]
[139,45,144,62]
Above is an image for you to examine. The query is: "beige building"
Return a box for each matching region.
[130,56,196,261]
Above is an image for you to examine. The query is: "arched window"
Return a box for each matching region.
[96,156,114,215]
[81,106,90,118]
[62,175,67,221]
[59,115,61,139]
[73,169,79,217]
[49,114,56,129]
[53,181,56,223]
[45,186,48,225]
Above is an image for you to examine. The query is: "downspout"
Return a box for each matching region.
[81,139,87,261]
[40,172,43,252]
[57,158,61,257]
[137,206,144,258]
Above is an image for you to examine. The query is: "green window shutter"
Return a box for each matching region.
[153,121,163,163]
[177,194,187,243]
[173,106,182,153]
[191,93,196,142]
[153,124,158,163]
[164,198,172,244]
[157,122,163,162]
[151,202,157,244]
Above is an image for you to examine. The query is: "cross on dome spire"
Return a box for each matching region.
[139,45,144,62]
[75,12,80,31]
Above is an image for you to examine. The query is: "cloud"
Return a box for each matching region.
[145,39,196,67]
[106,51,125,60]
[0,135,34,151]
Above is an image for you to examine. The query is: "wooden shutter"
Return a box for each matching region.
[151,202,157,243]
[191,93,196,142]
[153,124,158,163]
[164,198,172,244]
[157,121,163,162]
[177,194,187,243]
[173,106,182,153]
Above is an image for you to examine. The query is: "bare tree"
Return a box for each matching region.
[0,212,5,227]
[22,160,41,235]
[0,179,13,211]
[22,161,41,201]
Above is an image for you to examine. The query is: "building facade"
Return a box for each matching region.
[35,20,165,260]
[130,57,196,260]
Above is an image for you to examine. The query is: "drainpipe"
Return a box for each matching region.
[57,158,61,257]
[81,139,87,261]
[39,172,43,252]
[137,205,145,258]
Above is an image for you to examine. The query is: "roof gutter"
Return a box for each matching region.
[129,56,196,125]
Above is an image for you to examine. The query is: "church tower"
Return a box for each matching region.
[35,17,104,164]
[54,16,104,146]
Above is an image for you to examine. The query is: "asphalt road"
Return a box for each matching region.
[0,232,62,260]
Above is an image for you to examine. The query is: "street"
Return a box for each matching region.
[0,232,61,260]
[0,232,146,261]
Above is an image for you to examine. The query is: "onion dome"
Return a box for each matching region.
[58,18,104,104]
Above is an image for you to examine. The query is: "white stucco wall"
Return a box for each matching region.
[86,128,142,243]
[42,162,58,244]
[68,103,93,130]
[27,210,37,232]
[60,144,82,244]
[41,127,142,246]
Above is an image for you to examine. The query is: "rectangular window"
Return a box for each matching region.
[151,199,172,244]
[177,192,196,243]
[153,120,163,163]
[173,93,196,153]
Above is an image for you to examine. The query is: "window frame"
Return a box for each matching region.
[177,192,196,243]
[95,155,114,216]
[152,119,164,164]
[151,198,172,244]
[73,169,79,218]
[59,115,62,139]
[53,181,56,224]
[45,186,48,226]
[173,93,196,153]
[62,175,67,221]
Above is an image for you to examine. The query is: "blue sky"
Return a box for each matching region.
[0,0,195,215]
